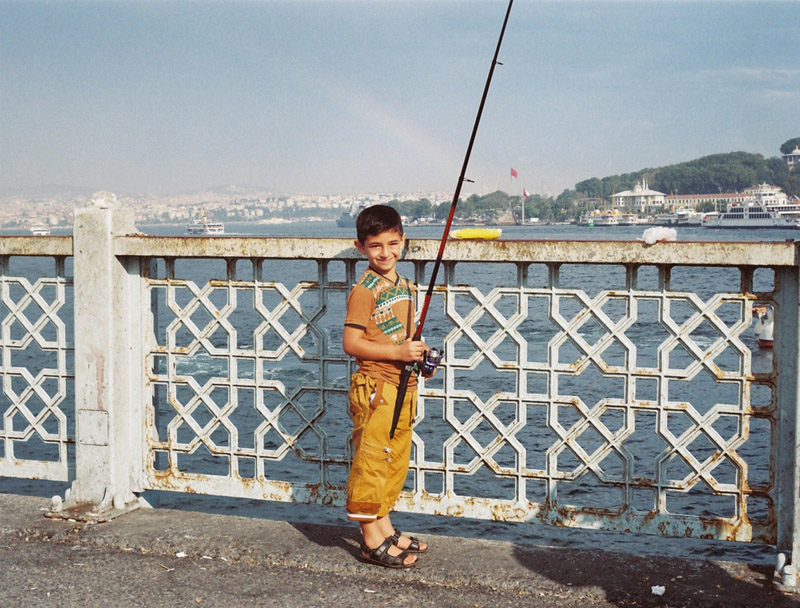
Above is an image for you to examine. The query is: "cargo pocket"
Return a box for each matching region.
[349,373,387,426]
[348,373,375,426]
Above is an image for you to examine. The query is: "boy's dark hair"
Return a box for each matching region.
[356,205,404,243]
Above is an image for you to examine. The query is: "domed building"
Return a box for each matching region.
[783,146,800,172]
[611,178,665,212]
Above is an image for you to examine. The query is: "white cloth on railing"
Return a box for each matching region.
[639,226,677,245]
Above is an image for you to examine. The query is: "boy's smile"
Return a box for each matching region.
[355,230,406,280]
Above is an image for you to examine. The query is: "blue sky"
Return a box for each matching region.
[1,0,798,197]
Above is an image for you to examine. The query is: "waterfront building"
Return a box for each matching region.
[612,179,665,212]
[664,192,750,211]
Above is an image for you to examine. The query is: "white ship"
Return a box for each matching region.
[186,212,224,235]
[29,225,51,236]
[578,209,645,226]
[703,184,800,229]
[654,208,702,226]
[578,210,618,226]
[701,201,800,229]
[617,212,645,226]
[762,199,800,221]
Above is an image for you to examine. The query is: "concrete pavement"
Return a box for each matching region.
[0,492,798,607]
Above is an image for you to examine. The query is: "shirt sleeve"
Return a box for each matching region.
[344,284,373,330]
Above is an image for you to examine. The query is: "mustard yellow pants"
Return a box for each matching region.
[345,372,416,522]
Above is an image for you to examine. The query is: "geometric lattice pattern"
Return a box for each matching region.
[143,254,777,545]
[407,262,774,544]
[0,255,72,481]
[143,257,355,504]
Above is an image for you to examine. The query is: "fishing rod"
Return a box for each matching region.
[390,0,515,438]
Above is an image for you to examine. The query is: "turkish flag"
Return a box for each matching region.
[510,168,518,178]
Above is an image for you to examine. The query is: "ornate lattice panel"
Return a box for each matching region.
[143,254,777,544]
[144,257,355,504]
[0,255,72,481]
[402,261,775,544]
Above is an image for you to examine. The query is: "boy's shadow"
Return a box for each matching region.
[511,542,796,607]
[291,520,799,605]
[291,521,362,558]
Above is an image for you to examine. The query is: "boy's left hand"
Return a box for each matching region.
[398,339,427,363]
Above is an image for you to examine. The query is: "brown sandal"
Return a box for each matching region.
[359,538,416,569]
[388,528,427,553]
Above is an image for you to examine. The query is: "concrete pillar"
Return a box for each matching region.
[49,191,146,521]
[774,260,800,590]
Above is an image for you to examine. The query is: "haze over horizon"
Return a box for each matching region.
[2,0,797,199]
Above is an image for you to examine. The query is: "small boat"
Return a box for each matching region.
[186,212,224,235]
[29,225,51,236]
[753,305,774,348]
[451,228,502,240]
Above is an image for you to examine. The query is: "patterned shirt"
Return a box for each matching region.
[344,268,417,387]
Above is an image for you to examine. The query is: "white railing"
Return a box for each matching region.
[1,193,799,587]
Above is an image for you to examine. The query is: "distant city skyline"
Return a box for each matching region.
[2,1,797,198]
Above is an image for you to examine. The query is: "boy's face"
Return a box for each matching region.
[355,229,405,277]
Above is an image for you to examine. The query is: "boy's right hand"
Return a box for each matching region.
[397,340,427,363]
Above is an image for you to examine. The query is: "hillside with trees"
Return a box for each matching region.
[575,150,798,200]
[781,137,800,154]
[387,138,800,224]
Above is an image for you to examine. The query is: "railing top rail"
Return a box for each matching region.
[0,234,795,267]
[0,236,73,257]
[114,234,800,267]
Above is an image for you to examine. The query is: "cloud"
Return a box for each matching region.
[701,66,800,83]
[759,89,800,101]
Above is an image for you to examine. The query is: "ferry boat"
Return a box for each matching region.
[654,208,702,226]
[762,198,800,221]
[29,225,51,236]
[676,211,702,226]
[186,212,224,235]
[617,213,645,226]
[701,201,800,229]
[578,210,618,226]
[749,183,800,219]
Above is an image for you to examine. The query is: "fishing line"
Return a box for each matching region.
[390,0,515,438]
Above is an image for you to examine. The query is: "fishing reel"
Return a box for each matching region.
[419,347,443,376]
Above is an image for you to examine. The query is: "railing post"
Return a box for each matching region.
[48,192,145,521]
[774,258,800,591]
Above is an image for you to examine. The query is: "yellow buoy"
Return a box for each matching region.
[451,228,502,240]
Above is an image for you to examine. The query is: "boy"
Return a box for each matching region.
[343,204,431,568]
